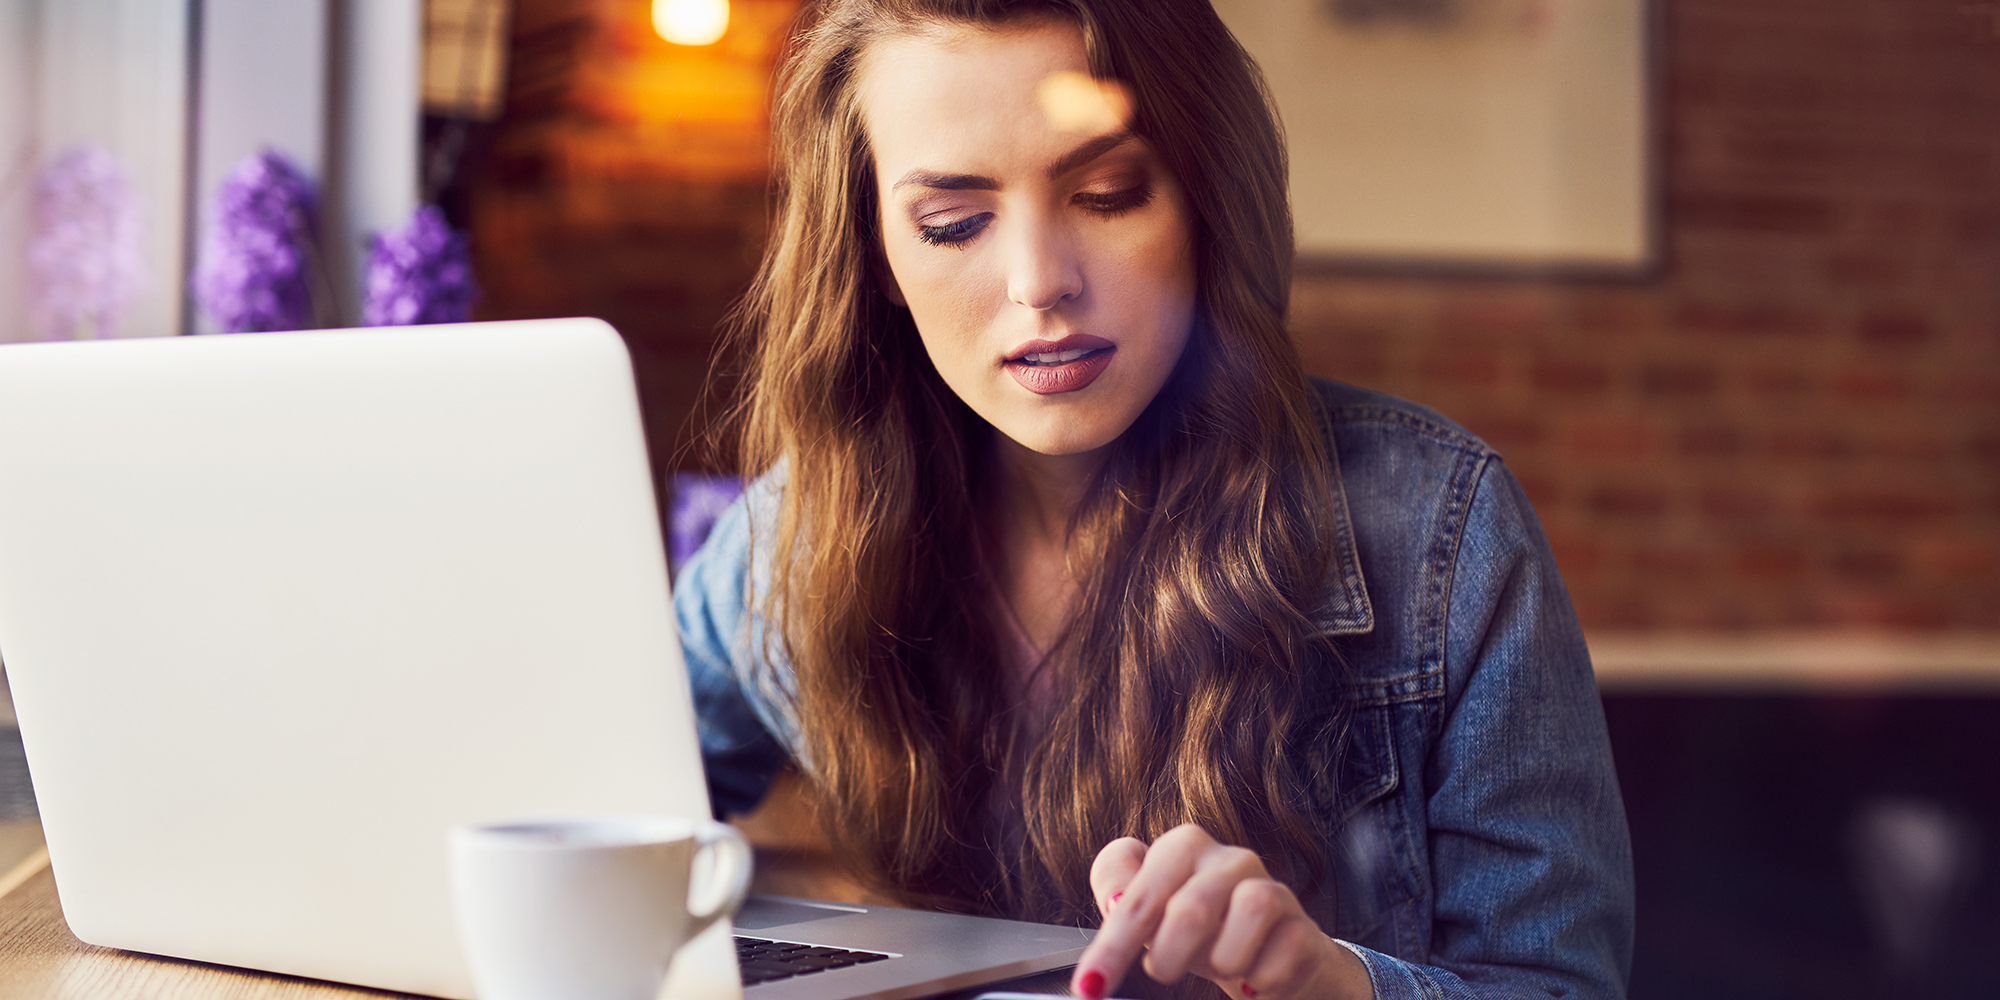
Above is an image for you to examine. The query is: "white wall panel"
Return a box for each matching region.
[35,0,190,338]
[0,0,37,343]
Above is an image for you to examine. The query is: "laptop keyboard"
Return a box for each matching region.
[734,935,894,985]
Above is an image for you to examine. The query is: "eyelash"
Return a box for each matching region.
[917,214,993,248]
[914,183,1156,249]
[1077,183,1155,217]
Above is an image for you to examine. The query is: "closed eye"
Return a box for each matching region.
[917,213,993,248]
[1076,184,1154,216]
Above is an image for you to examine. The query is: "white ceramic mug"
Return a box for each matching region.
[450,816,753,1000]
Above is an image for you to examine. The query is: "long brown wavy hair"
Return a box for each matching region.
[723,0,1346,926]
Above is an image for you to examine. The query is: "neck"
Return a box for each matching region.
[992,432,1109,548]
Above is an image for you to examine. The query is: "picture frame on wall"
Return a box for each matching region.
[1211,0,1658,276]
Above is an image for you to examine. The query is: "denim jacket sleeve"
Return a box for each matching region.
[674,479,796,819]
[1313,382,1634,1000]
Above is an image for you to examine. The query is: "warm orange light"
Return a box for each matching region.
[653,0,729,46]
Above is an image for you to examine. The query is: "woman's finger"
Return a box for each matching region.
[1072,824,1216,998]
[1089,836,1147,916]
[1140,844,1267,984]
[1238,915,1326,999]
[1204,878,1295,982]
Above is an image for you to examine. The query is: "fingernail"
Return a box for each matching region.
[1077,968,1105,1000]
[1110,891,1123,904]
[1241,982,1258,998]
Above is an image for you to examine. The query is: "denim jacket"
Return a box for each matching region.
[675,379,1635,1000]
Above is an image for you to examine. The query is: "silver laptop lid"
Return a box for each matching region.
[0,319,711,998]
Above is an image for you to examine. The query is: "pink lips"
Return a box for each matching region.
[1003,334,1116,395]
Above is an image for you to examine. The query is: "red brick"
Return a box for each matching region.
[1856,311,1936,346]
[1589,484,1671,518]
[1699,71,1835,112]
[1928,145,1996,193]
[1811,490,1960,522]
[1953,204,2000,247]
[1766,427,1856,460]
[1831,370,1913,402]
[1821,594,1954,630]
[1944,373,2000,403]
[1723,132,1842,173]
[1873,431,1947,462]
[1514,474,1562,511]
[1569,292,1659,336]
[1675,192,1838,235]
[1545,531,1603,578]
[1673,301,1828,338]
[1570,421,1659,462]
[1633,545,1711,579]
[1858,201,1930,241]
[1679,424,1745,457]
[1462,415,1545,452]
[1909,537,1999,580]
[1328,353,1389,380]
[1746,367,1815,397]
[1415,353,1503,388]
[1531,360,1612,396]
[1831,548,1904,580]
[1435,290,1556,342]
[1701,487,1778,518]
[1734,543,1809,581]
[1822,254,1909,287]
[1572,591,1653,631]
[1640,363,1722,398]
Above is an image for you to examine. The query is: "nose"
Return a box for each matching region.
[1006,209,1083,311]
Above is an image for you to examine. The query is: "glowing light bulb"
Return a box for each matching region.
[653,0,729,46]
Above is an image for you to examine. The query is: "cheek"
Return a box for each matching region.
[889,249,1002,390]
[1100,217,1197,345]
[886,243,998,337]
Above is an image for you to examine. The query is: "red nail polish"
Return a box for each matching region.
[1078,969,1106,1000]
[1241,982,1258,998]
[1111,891,1123,904]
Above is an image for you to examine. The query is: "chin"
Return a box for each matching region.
[1002,418,1121,457]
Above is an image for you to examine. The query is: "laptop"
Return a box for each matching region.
[0,319,1091,1000]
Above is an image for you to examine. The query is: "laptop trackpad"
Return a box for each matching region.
[735,897,864,931]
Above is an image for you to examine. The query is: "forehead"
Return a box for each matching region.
[855,19,1092,175]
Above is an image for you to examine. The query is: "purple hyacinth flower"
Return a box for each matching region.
[192,150,320,333]
[362,205,479,327]
[670,473,747,575]
[28,145,147,340]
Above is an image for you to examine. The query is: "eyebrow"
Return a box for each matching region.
[889,130,1137,194]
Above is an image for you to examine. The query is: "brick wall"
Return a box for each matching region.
[465,0,796,480]
[466,0,2000,632]
[1290,0,2000,631]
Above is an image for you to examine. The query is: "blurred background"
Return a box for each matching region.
[1,0,1998,996]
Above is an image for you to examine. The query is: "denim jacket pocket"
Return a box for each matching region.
[1323,703,1405,939]
[1320,667,1441,942]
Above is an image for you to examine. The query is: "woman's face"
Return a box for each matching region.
[858,19,1197,458]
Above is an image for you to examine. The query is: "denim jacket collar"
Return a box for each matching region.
[1309,389,1376,637]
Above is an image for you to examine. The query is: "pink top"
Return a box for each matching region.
[987,600,1058,861]
[996,599,1058,729]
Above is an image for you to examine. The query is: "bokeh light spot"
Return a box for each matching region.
[1035,71,1133,134]
[654,0,729,46]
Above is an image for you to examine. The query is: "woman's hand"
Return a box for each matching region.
[1069,824,1372,1000]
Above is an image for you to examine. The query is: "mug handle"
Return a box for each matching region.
[684,822,753,939]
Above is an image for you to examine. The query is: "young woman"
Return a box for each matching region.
[676,1,1634,997]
